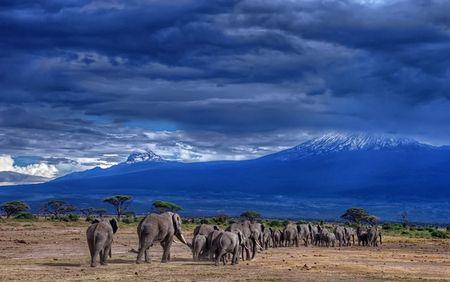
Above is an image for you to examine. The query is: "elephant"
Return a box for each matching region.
[192,224,220,260]
[283,223,299,247]
[356,226,369,246]
[207,230,225,260]
[211,231,245,266]
[272,229,282,248]
[263,228,273,249]
[193,224,220,237]
[308,224,319,246]
[334,226,347,247]
[136,212,189,264]
[367,226,382,247]
[250,222,265,251]
[297,224,311,247]
[344,227,356,246]
[317,226,335,247]
[226,220,261,260]
[192,234,207,261]
[86,218,118,267]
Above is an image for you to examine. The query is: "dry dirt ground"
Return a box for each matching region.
[0,221,449,281]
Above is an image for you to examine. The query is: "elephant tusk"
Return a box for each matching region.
[255,240,263,250]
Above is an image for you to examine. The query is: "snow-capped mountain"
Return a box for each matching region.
[3,132,450,222]
[125,150,164,163]
[263,133,434,161]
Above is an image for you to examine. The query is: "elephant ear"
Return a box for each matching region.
[110,218,118,234]
[261,224,265,233]
[213,225,219,231]
[269,227,273,234]
[91,219,100,224]
[172,213,181,233]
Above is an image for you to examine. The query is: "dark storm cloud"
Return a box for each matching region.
[1,0,450,169]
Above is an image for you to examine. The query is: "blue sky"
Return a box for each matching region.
[1,0,450,180]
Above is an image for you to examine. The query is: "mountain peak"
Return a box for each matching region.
[125,150,164,163]
[264,132,433,161]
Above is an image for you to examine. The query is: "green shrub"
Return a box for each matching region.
[430,230,449,239]
[122,217,134,224]
[267,220,283,227]
[14,212,34,220]
[200,218,211,224]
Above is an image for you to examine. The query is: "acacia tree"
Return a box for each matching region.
[341,207,378,225]
[103,195,132,219]
[42,200,77,218]
[152,200,182,214]
[240,210,261,222]
[0,201,29,218]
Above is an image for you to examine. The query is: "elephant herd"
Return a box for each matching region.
[85,212,382,267]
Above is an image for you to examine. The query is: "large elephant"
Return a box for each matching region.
[308,224,319,246]
[334,226,347,247]
[272,229,282,248]
[136,212,189,263]
[283,223,298,247]
[367,226,382,247]
[297,224,310,247]
[226,220,261,260]
[263,228,273,249]
[207,230,225,260]
[250,222,265,251]
[356,226,369,246]
[211,231,244,266]
[344,227,356,246]
[86,218,118,267]
[317,226,335,247]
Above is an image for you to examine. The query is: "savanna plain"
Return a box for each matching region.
[0,220,449,281]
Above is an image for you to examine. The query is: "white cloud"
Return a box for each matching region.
[0,155,58,178]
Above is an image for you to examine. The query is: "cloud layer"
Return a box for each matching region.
[1,0,450,176]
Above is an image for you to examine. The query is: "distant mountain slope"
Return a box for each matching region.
[2,133,450,222]
[0,171,49,185]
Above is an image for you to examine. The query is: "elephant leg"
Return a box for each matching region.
[245,242,251,260]
[161,238,173,263]
[232,247,239,265]
[215,249,226,266]
[101,245,111,265]
[91,248,99,267]
[136,240,152,264]
[251,240,256,260]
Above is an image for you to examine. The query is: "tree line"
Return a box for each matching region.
[0,195,183,220]
[1,195,379,226]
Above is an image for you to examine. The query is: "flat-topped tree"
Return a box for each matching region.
[152,200,182,214]
[240,210,261,222]
[0,201,29,218]
[341,207,378,225]
[103,195,132,219]
[42,200,76,218]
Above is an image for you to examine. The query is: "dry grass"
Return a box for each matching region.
[0,220,449,281]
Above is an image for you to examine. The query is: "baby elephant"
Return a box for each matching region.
[86,218,118,267]
[192,234,207,261]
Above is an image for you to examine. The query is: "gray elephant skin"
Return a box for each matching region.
[192,234,207,261]
[226,220,261,260]
[136,212,189,263]
[210,231,245,266]
[334,226,347,247]
[86,218,118,267]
